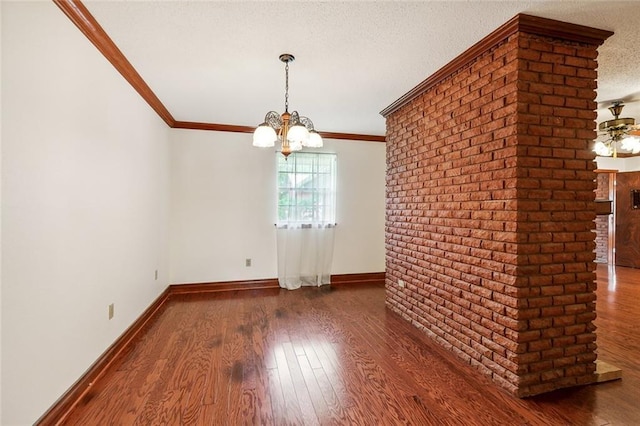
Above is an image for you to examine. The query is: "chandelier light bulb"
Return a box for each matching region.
[307,131,323,148]
[289,139,303,152]
[621,136,640,154]
[288,124,310,144]
[594,141,613,157]
[252,124,277,147]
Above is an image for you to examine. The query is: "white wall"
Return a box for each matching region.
[1,2,385,423]
[0,3,3,422]
[170,130,386,284]
[1,2,170,424]
[596,155,640,172]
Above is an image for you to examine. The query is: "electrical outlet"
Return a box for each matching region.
[398,279,405,288]
[108,303,114,320]
[245,258,252,267]
[154,269,158,280]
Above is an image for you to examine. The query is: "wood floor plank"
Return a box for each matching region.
[201,295,231,408]
[296,351,330,422]
[281,341,320,426]
[58,265,640,425]
[264,367,286,425]
[332,303,474,423]
[309,362,349,423]
[239,292,275,425]
[290,301,349,423]
[308,291,441,424]
[224,292,248,423]
[339,291,529,425]
[273,340,306,424]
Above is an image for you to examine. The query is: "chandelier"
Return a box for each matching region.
[594,102,640,157]
[253,54,322,158]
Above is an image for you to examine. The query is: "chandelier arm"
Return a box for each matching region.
[289,111,301,126]
[299,116,315,131]
[264,111,283,129]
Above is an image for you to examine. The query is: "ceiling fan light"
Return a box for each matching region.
[253,124,277,147]
[594,141,613,157]
[307,130,323,148]
[622,136,640,154]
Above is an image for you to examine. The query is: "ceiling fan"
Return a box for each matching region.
[594,101,640,157]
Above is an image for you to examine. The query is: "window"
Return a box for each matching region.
[277,152,337,225]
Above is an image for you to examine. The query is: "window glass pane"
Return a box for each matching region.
[276,152,336,224]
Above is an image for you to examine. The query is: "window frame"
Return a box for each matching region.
[276,152,337,226]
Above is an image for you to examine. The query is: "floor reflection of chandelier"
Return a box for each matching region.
[594,102,640,157]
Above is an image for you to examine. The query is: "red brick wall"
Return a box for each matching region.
[594,216,609,263]
[594,173,611,263]
[385,30,601,396]
[595,173,610,199]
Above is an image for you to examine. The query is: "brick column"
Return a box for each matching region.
[382,14,612,397]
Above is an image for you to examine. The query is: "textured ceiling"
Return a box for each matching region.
[83,1,640,136]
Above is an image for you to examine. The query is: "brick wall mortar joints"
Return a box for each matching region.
[386,27,600,398]
[506,32,599,392]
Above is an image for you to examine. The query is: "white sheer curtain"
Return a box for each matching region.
[275,153,337,290]
[276,224,335,290]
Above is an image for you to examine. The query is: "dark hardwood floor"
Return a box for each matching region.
[59,264,639,425]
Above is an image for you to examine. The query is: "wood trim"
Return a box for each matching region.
[173,121,386,143]
[380,14,520,118]
[35,272,384,423]
[52,5,614,141]
[380,13,614,118]
[516,14,614,45]
[331,272,385,285]
[52,0,175,127]
[318,131,386,143]
[53,1,385,143]
[610,171,617,265]
[595,200,613,215]
[169,278,280,295]
[169,272,387,294]
[36,287,171,425]
[173,121,257,134]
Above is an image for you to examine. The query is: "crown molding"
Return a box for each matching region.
[318,131,386,143]
[173,121,256,133]
[173,121,386,142]
[53,0,386,143]
[380,13,614,118]
[516,13,614,46]
[53,0,176,127]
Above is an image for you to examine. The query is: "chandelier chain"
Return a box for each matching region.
[284,61,289,113]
